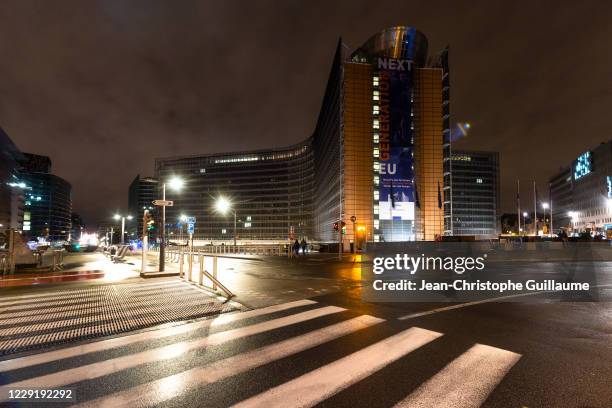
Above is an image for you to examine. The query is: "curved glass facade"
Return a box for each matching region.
[350,27,428,66]
[154,27,448,243]
[155,141,313,242]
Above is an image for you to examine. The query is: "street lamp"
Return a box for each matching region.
[522,212,528,235]
[113,214,133,245]
[158,176,184,272]
[542,202,549,236]
[215,196,237,248]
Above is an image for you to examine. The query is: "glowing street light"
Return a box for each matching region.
[157,176,184,272]
[168,177,185,191]
[542,202,550,237]
[215,196,237,248]
[113,214,133,245]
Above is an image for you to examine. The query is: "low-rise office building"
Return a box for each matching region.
[450,150,500,238]
[549,141,612,235]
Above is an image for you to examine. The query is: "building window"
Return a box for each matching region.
[373,120,380,129]
[373,91,380,101]
[476,178,483,184]
[373,76,379,86]
[373,105,380,115]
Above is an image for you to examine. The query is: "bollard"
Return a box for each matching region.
[179,248,184,278]
[198,253,204,285]
[188,250,193,282]
[213,256,218,291]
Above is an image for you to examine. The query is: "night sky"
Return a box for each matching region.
[1,1,610,226]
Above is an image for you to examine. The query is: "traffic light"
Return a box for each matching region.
[143,210,155,235]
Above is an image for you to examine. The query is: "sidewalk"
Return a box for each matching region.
[0,279,244,356]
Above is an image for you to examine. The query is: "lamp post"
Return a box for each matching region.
[113,214,133,245]
[542,202,549,236]
[522,212,529,236]
[158,177,184,272]
[215,196,237,248]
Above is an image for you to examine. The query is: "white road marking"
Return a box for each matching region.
[398,283,612,321]
[232,327,443,408]
[0,299,317,372]
[397,291,547,320]
[394,343,521,408]
[0,305,344,397]
[74,315,385,408]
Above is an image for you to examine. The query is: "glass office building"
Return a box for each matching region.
[450,150,500,237]
[154,27,450,244]
[155,142,313,242]
[549,141,612,235]
[128,175,159,240]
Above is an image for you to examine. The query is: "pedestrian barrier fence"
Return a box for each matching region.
[156,247,233,298]
[0,252,8,276]
[50,249,66,272]
[150,244,288,257]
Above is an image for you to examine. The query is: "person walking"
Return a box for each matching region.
[300,238,308,255]
[293,239,300,256]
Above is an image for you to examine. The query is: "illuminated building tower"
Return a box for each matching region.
[313,27,449,245]
[156,27,449,245]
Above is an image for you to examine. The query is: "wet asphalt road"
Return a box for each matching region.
[0,253,610,407]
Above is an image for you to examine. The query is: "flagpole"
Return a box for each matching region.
[549,182,553,237]
[517,180,521,235]
[534,181,537,236]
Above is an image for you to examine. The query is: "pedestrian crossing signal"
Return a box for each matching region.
[333,221,346,232]
[143,210,155,234]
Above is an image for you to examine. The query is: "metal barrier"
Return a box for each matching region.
[51,249,66,271]
[0,252,8,276]
[150,247,231,298]
[196,244,287,256]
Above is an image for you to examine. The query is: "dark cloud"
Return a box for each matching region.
[0,0,610,225]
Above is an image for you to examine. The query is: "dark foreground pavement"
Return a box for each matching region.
[0,253,610,407]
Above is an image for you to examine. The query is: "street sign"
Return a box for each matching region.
[153,200,173,206]
[184,216,196,224]
[187,223,195,234]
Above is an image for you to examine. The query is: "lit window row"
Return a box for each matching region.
[373,149,379,158]
[215,156,259,164]
[373,133,379,143]
[373,76,379,87]
[373,91,380,101]
[374,176,379,185]
[373,120,380,129]
[373,191,379,200]
[374,220,380,228]
[373,105,380,115]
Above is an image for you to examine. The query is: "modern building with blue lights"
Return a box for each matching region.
[549,140,612,235]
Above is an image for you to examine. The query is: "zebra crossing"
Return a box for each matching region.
[0,298,521,407]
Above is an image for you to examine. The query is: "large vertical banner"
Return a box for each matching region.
[377,57,414,221]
